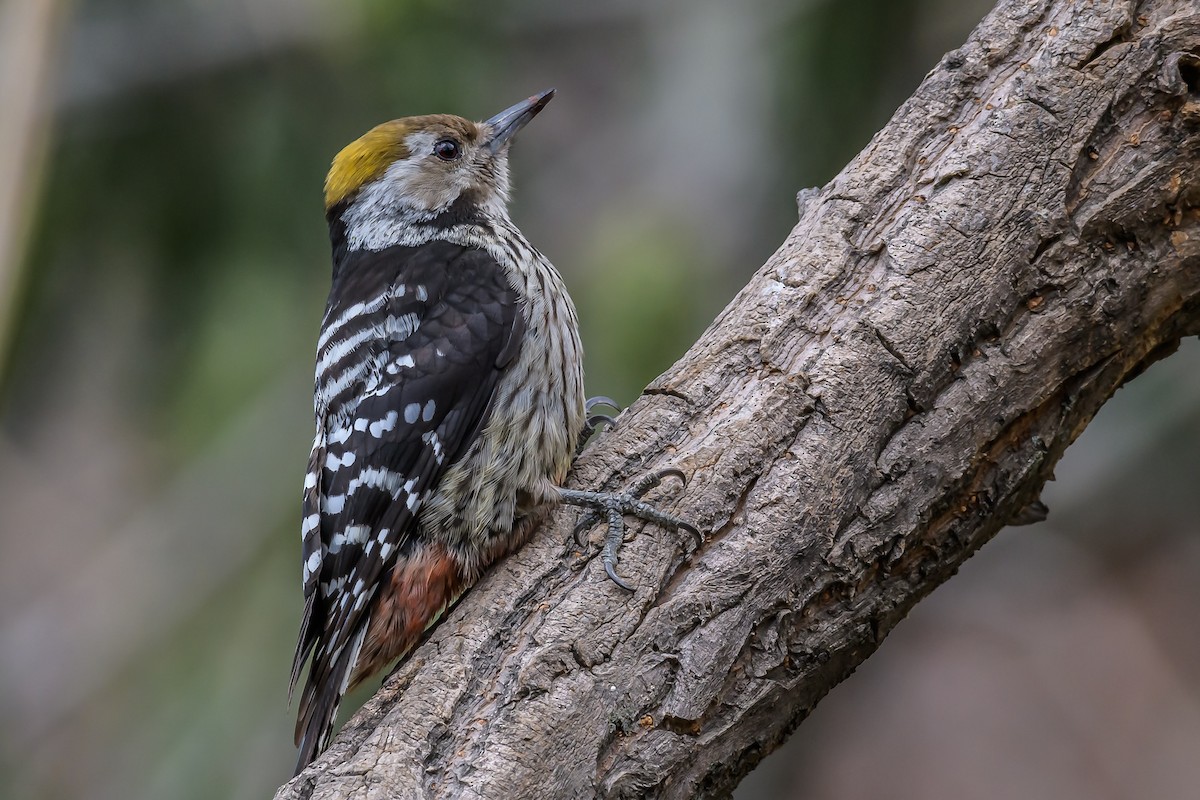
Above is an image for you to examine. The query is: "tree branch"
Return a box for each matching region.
[278,0,1200,796]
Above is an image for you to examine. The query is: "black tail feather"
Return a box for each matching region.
[290,594,318,701]
[292,624,365,776]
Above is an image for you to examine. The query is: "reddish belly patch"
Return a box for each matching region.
[350,542,465,688]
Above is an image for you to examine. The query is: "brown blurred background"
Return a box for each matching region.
[1,1,1196,798]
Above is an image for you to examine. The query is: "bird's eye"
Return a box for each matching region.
[433,139,461,161]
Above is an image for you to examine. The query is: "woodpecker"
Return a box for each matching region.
[291,89,697,774]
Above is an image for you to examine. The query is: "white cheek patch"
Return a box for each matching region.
[380,134,464,212]
[340,129,500,251]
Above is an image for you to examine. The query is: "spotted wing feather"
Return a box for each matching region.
[292,241,522,771]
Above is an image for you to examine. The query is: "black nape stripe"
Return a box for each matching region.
[326,200,351,267]
[425,193,489,231]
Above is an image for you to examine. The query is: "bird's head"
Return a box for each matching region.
[324,89,554,244]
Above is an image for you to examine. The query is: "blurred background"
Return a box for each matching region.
[1,0,1196,798]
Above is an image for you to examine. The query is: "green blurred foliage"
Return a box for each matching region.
[578,215,717,402]
[780,0,925,181]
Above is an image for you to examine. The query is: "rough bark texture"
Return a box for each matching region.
[278,1,1200,797]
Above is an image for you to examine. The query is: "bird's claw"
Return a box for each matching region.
[586,412,617,432]
[576,397,624,456]
[562,468,698,591]
[585,396,621,414]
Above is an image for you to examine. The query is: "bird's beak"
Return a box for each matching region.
[483,88,555,153]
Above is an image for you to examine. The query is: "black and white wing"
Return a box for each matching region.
[291,241,523,770]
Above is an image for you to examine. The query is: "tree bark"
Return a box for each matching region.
[278,0,1200,797]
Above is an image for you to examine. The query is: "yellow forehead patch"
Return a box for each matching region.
[324,120,412,211]
[323,115,482,211]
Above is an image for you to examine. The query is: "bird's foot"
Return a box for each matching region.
[560,468,701,591]
[575,396,621,456]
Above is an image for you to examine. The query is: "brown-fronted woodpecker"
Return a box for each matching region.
[290,90,697,774]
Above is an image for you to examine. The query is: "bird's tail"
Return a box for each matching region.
[293,624,366,776]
